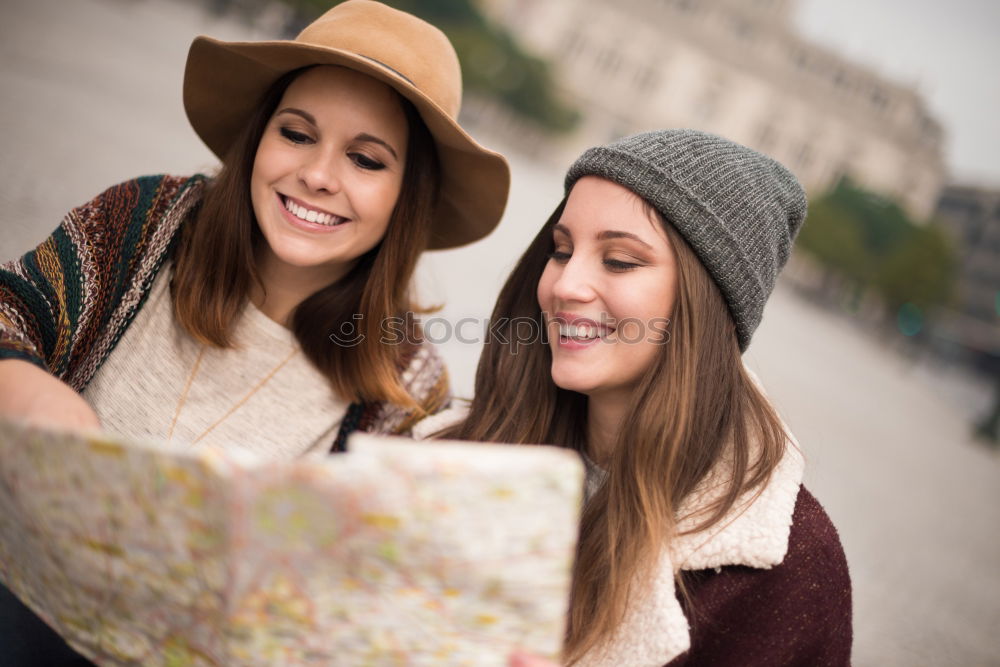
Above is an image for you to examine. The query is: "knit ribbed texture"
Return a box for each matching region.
[565,130,807,350]
[0,175,205,385]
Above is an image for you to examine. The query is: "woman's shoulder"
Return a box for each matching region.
[398,339,448,400]
[785,486,850,568]
[677,486,853,665]
[69,174,209,234]
[365,340,451,436]
[699,485,849,596]
[759,485,852,605]
[84,173,208,204]
[411,400,469,440]
[67,173,210,269]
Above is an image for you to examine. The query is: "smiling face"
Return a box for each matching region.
[537,176,679,406]
[250,65,409,290]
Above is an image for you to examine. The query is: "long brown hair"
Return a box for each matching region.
[441,197,788,663]
[171,67,444,413]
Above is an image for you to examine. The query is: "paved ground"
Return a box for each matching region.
[1,0,998,664]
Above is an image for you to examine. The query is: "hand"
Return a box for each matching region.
[509,650,561,667]
[0,359,101,431]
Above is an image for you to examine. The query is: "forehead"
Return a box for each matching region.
[279,66,407,131]
[559,176,666,239]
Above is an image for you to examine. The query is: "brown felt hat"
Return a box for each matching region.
[183,0,510,249]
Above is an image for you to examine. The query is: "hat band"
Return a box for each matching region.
[356,54,415,86]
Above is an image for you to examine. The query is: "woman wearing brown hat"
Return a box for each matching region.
[0,0,510,453]
[419,130,852,666]
[0,1,507,662]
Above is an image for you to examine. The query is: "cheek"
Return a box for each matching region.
[536,265,555,310]
[249,159,265,220]
[619,339,662,387]
[357,175,404,225]
[628,274,676,321]
[249,143,277,204]
[251,136,277,179]
[382,178,405,220]
[606,281,674,343]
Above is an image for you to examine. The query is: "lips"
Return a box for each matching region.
[281,194,349,227]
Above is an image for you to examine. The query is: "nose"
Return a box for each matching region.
[298,151,342,194]
[550,255,597,304]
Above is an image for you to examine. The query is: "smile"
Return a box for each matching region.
[281,195,348,227]
[557,323,611,340]
[551,313,616,346]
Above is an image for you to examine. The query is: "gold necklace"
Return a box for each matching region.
[167,345,300,445]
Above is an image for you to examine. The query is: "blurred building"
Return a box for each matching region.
[932,185,1000,366]
[472,0,945,218]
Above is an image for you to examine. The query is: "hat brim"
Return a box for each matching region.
[184,36,510,249]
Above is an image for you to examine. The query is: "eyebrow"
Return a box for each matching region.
[355,132,399,160]
[553,223,654,250]
[274,108,399,160]
[276,107,317,125]
[598,230,654,249]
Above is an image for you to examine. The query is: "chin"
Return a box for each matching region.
[277,251,329,269]
[550,371,597,397]
[265,237,332,268]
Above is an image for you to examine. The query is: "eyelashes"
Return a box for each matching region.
[278,127,387,171]
[548,250,571,262]
[603,258,640,272]
[547,250,641,272]
[280,127,311,144]
[350,153,386,171]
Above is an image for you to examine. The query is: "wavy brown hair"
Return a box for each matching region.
[440,197,788,663]
[171,67,444,414]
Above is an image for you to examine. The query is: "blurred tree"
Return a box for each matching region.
[796,194,872,285]
[286,0,580,133]
[797,178,957,322]
[878,224,955,312]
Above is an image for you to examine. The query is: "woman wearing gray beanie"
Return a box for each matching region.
[425,129,852,666]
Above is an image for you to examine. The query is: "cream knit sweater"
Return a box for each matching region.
[83,268,347,460]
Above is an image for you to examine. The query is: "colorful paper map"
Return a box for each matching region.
[0,420,582,665]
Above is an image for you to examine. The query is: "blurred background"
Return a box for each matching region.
[1,0,997,663]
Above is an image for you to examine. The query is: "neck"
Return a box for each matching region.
[252,253,353,326]
[585,391,629,467]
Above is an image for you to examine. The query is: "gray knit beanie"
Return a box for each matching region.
[565,129,807,351]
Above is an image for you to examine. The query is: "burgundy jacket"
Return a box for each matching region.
[671,487,853,666]
[415,407,853,667]
[570,440,852,666]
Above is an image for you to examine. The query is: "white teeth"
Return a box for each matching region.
[283,197,343,226]
[558,324,605,339]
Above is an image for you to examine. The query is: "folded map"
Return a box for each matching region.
[0,419,582,665]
